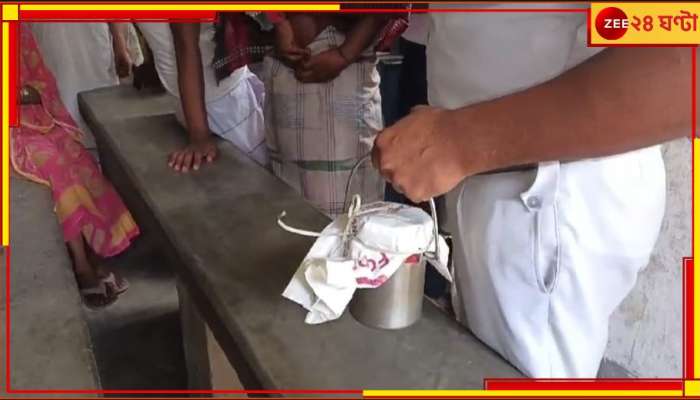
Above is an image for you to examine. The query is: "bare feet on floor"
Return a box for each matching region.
[68,237,128,309]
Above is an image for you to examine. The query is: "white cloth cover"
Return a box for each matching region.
[281,200,450,324]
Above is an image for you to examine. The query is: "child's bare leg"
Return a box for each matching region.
[82,237,130,293]
[67,237,99,286]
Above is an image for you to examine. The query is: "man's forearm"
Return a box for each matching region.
[446,47,693,175]
[109,23,129,55]
[338,16,389,62]
[170,23,210,141]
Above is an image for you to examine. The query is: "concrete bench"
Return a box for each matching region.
[1,176,101,392]
[79,85,521,393]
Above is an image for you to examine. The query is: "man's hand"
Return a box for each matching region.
[168,136,218,173]
[294,48,349,83]
[374,48,693,204]
[372,106,473,203]
[114,48,133,78]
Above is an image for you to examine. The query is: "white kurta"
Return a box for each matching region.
[402,13,429,45]
[136,22,267,166]
[427,4,666,377]
[29,23,119,136]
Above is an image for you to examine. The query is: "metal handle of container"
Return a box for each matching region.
[343,154,441,262]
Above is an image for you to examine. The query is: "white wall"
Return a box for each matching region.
[603,138,690,377]
[606,139,692,378]
[602,50,696,378]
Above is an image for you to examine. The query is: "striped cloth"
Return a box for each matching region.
[212,11,408,82]
[262,26,385,217]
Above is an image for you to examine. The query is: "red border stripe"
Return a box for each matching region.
[19,10,217,20]
[10,389,362,394]
[4,3,695,396]
[7,22,17,127]
[484,379,684,391]
[15,1,336,4]
[1,14,4,248]
[693,47,697,139]
[19,7,589,20]
[686,258,693,379]
[338,8,586,13]
[4,248,10,392]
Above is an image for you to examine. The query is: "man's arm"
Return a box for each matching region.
[169,23,217,173]
[274,16,311,68]
[295,15,388,83]
[373,47,694,202]
[337,15,390,63]
[109,23,132,78]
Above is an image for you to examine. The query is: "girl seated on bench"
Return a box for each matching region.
[13,26,140,309]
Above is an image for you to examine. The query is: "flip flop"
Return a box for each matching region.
[101,272,129,295]
[80,282,118,309]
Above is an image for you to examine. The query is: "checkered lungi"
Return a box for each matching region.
[262,26,385,217]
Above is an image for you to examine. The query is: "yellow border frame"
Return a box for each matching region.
[0,2,697,398]
[1,4,13,246]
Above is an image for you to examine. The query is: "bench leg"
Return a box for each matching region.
[177,279,212,392]
[177,279,245,396]
[206,323,245,395]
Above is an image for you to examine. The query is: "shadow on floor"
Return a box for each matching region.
[84,236,188,392]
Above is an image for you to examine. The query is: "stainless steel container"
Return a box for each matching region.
[343,156,441,330]
[349,255,425,330]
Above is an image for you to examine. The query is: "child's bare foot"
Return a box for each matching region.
[75,269,118,309]
[82,237,130,295]
[68,237,121,308]
[102,271,130,295]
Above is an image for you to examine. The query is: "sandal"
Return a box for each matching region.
[80,282,118,309]
[101,272,129,295]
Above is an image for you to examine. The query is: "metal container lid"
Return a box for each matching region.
[351,202,436,255]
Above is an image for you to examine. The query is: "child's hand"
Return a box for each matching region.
[294,48,349,83]
[168,135,218,173]
[275,20,310,68]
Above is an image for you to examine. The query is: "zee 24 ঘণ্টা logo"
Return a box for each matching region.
[595,6,699,40]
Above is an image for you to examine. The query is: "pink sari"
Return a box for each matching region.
[12,26,139,257]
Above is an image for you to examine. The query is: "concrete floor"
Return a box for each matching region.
[7,177,100,392]
[8,146,189,392]
[78,121,188,392]
[85,236,188,391]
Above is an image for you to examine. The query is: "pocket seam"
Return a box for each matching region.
[532,201,561,294]
[549,202,561,293]
[532,210,545,293]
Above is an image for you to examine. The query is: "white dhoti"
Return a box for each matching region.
[173,68,268,167]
